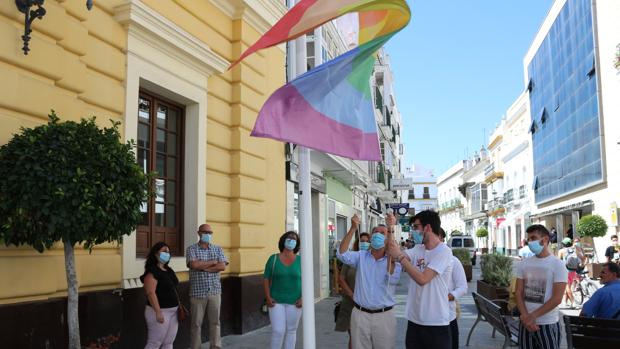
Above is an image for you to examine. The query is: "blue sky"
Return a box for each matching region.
[386,0,554,176]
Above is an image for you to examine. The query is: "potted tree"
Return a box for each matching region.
[0,113,148,349]
[476,227,489,254]
[453,248,473,281]
[477,253,512,302]
[576,214,609,278]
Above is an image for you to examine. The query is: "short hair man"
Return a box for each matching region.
[186,224,229,349]
[337,214,401,349]
[604,235,619,263]
[515,225,567,349]
[438,228,468,349]
[519,240,535,260]
[387,210,454,349]
[580,262,620,319]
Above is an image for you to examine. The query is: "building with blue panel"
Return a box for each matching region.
[526,0,620,258]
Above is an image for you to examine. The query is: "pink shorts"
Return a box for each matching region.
[568,271,577,285]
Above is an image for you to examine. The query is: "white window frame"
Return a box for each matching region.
[114,0,228,288]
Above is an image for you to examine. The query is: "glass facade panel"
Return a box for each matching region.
[528,0,601,204]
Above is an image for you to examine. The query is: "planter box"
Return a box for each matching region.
[477,280,509,302]
[463,264,473,282]
[587,263,604,279]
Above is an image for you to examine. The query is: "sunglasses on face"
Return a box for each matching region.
[198,231,213,234]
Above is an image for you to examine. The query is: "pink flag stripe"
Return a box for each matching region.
[251,84,381,161]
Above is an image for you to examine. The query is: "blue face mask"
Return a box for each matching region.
[359,241,370,251]
[201,234,212,244]
[528,240,545,255]
[158,251,171,264]
[284,238,297,250]
[412,230,424,245]
[370,233,385,250]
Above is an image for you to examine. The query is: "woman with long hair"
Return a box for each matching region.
[263,231,302,349]
[140,242,179,349]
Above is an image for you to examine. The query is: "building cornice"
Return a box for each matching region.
[210,0,287,36]
[115,0,229,76]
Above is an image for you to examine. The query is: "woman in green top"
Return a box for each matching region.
[263,231,302,349]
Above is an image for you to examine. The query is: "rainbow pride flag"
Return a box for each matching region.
[231,0,411,160]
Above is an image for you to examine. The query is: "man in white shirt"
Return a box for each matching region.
[518,240,535,260]
[516,224,567,349]
[387,210,453,349]
[438,228,468,349]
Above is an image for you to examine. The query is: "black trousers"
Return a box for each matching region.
[449,319,459,349]
[405,321,452,349]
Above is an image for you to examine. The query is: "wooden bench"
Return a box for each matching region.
[466,292,519,349]
[564,315,620,349]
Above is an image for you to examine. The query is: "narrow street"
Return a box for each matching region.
[218,259,580,348]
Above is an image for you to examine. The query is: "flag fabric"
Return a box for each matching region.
[231,0,411,161]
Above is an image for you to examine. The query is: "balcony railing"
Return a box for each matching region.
[504,189,514,203]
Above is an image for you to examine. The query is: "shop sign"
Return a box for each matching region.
[390,178,413,191]
[389,203,410,216]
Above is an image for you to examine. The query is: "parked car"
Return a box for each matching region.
[448,234,477,265]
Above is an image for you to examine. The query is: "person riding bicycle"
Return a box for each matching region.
[558,238,586,309]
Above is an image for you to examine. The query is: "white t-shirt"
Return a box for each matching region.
[448,256,468,321]
[404,243,453,326]
[516,255,568,325]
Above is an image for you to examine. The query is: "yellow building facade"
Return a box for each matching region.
[0,0,286,347]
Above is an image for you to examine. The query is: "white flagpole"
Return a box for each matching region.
[288,1,315,348]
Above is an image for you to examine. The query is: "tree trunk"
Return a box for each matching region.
[64,240,81,349]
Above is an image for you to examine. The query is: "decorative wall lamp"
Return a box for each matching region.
[15,0,94,55]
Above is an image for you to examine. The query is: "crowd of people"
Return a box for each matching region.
[137,212,620,349]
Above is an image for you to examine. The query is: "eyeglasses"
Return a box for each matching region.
[198,231,213,234]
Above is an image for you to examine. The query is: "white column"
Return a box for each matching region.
[290,1,316,347]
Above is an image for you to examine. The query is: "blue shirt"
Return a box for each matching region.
[336,249,401,309]
[581,280,620,319]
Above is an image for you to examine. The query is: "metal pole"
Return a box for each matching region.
[289,1,315,347]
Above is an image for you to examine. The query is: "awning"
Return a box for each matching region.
[458,182,474,197]
[530,200,594,219]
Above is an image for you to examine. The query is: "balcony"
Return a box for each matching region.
[438,199,463,214]
[504,189,514,203]
[484,164,504,183]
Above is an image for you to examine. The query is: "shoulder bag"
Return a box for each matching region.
[261,253,278,314]
[173,287,190,321]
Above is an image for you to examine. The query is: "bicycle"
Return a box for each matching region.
[571,269,600,305]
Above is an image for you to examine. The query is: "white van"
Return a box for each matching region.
[447,235,477,265]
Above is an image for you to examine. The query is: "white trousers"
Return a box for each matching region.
[268,303,302,349]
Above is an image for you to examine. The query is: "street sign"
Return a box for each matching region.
[389,203,410,216]
[390,178,413,191]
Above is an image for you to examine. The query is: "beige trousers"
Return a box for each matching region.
[350,307,396,349]
[190,295,221,349]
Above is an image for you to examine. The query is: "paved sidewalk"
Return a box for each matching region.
[205,263,577,348]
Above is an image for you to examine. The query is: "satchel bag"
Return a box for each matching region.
[174,288,190,321]
[261,253,278,314]
[333,301,341,322]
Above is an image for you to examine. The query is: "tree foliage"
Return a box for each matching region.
[0,112,148,251]
[476,227,489,238]
[576,214,608,238]
[452,248,472,266]
[480,253,512,287]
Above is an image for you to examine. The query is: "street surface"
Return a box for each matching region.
[208,260,579,348]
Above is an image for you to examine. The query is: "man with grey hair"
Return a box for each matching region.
[337,214,401,349]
